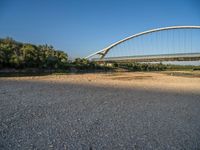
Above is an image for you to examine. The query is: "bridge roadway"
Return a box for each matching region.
[92,53,200,63]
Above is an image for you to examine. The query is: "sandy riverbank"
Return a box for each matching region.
[2,71,200,93]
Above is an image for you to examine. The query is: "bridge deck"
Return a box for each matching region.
[93,53,200,62]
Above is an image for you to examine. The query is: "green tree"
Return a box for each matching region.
[0,37,21,67]
[20,44,37,67]
[0,37,69,70]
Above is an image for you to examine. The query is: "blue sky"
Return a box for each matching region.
[0,0,200,58]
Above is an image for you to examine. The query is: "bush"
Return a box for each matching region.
[115,62,167,71]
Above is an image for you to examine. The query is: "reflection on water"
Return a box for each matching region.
[142,61,200,66]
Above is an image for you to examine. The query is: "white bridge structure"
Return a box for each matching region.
[86,26,200,62]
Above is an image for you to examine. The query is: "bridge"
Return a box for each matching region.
[86,26,200,62]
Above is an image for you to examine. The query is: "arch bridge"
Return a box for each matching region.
[86,26,200,62]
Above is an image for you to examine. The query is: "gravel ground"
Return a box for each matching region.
[0,72,200,149]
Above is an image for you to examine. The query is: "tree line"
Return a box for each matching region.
[0,37,68,69]
[113,62,167,71]
[0,37,112,72]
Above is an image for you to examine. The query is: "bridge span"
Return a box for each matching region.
[86,26,200,62]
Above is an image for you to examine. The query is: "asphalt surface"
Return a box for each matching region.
[0,79,200,149]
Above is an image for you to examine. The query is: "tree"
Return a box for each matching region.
[20,44,37,67]
[0,49,4,68]
[0,37,19,67]
[56,50,68,68]
[9,54,24,68]
[0,37,69,70]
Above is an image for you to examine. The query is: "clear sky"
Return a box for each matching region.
[0,0,200,58]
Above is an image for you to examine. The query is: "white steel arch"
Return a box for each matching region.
[85,26,200,59]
